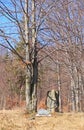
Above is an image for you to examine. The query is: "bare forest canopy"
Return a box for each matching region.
[0,0,84,112]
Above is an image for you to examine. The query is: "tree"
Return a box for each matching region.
[0,0,54,112]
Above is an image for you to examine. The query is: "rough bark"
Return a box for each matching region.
[25,0,31,111]
[31,0,38,112]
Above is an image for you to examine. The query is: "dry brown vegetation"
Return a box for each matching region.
[0,109,84,130]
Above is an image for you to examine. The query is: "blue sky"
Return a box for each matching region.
[0,0,24,55]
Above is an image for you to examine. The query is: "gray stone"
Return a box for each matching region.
[36,109,51,116]
[46,89,59,113]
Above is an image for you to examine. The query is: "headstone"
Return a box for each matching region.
[36,109,51,116]
[46,89,59,113]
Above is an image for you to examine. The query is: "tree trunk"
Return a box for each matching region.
[25,0,31,112]
[57,63,62,112]
[32,59,38,111]
[25,0,38,113]
[70,66,81,112]
[31,0,38,112]
[71,77,75,112]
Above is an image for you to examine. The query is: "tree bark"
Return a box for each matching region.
[31,0,38,112]
[57,64,62,112]
[25,0,31,112]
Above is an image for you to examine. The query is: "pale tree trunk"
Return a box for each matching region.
[25,0,38,112]
[75,69,79,112]
[70,66,81,112]
[57,63,62,112]
[67,60,75,112]
[73,67,81,112]
[32,59,38,112]
[76,70,82,112]
[71,76,75,111]
[79,74,83,112]
[31,0,38,112]
[73,66,78,112]
[25,0,31,112]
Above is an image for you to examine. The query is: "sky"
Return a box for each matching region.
[0,0,23,44]
[0,0,84,53]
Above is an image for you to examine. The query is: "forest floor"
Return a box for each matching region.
[0,109,84,130]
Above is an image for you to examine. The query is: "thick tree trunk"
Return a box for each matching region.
[31,0,38,112]
[32,60,38,111]
[25,0,31,112]
[24,0,38,113]
[70,66,82,112]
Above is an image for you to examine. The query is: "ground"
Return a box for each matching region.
[0,109,84,130]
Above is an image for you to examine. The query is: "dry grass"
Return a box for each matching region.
[0,109,84,130]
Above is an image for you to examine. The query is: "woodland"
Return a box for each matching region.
[0,0,84,113]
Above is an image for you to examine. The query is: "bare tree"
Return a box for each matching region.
[0,0,55,112]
